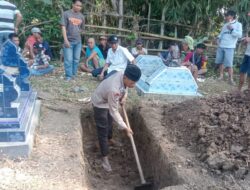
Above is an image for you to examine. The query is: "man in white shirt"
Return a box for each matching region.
[98,35,135,80]
[0,0,22,48]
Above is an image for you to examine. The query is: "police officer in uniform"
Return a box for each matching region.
[91,64,141,172]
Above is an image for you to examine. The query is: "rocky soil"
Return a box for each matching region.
[163,90,250,179]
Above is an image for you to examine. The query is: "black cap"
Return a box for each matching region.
[108,35,118,43]
[124,64,141,82]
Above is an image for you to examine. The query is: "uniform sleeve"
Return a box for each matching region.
[144,48,148,55]
[231,23,242,38]
[108,91,127,130]
[184,52,192,62]
[122,47,135,62]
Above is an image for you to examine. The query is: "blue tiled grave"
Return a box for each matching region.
[136,55,201,96]
[0,40,40,157]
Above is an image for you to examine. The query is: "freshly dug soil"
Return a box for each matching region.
[162,90,250,179]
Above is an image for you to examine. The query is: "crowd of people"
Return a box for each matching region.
[0,0,250,172]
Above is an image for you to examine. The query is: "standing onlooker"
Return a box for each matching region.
[60,0,85,81]
[98,36,110,59]
[131,38,147,58]
[215,10,242,85]
[0,0,22,48]
[238,37,250,92]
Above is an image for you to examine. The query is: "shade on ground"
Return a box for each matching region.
[136,55,200,96]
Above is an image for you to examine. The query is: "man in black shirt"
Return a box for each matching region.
[98,36,110,59]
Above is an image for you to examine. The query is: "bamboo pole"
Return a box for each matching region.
[83,13,198,29]
[118,0,124,43]
[159,5,167,49]
[146,2,151,49]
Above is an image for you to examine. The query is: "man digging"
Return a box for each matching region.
[91,64,141,172]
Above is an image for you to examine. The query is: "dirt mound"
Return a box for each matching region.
[163,90,250,178]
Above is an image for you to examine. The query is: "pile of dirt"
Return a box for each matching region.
[163,90,250,179]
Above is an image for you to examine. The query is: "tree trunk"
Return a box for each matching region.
[146,2,151,49]
[158,5,167,49]
[111,0,118,12]
[118,0,124,43]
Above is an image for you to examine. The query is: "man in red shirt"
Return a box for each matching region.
[182,43,207,81]
[23,27,42,63]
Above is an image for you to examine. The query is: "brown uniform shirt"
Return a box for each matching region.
[91,72,127,129]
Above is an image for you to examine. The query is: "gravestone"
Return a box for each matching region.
[0,40,41,158]
[136,55,201,96]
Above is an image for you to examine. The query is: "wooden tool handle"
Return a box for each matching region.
[122,105,146,184]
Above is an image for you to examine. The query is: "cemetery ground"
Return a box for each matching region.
[0,63,249,190]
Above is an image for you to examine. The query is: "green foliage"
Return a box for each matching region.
[12,0,68,57]
[10,0,250,57]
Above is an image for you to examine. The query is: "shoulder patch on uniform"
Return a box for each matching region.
[113,92,120,101]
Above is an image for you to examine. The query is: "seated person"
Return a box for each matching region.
[181,35,194,61]
[80,38,105,73]
[8,33,21,53]
[29,42,54,76]
[182,43,207,81]
[159,43,180,65]
[37,34,53,60]
[23,27,42,63]
[131,38,147,58]
[98,36,110,59]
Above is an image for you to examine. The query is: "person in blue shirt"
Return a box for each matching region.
[80,38,105,73]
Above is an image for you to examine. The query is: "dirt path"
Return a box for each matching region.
[0,100,88,190]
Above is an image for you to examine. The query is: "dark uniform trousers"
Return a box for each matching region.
[93,106,113,157]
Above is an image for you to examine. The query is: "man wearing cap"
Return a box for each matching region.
[0,0,22,48]
[131,38,148,58]
[98,35,110,59]
[29,41,54,76]
[60,0,85,81]
[98,35,135,80]
[215,10,242,85]
[23,27,42,61]
[92,64,141,172]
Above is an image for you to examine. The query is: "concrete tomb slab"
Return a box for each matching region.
[135,55,200,96]
[0,40,40,158]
